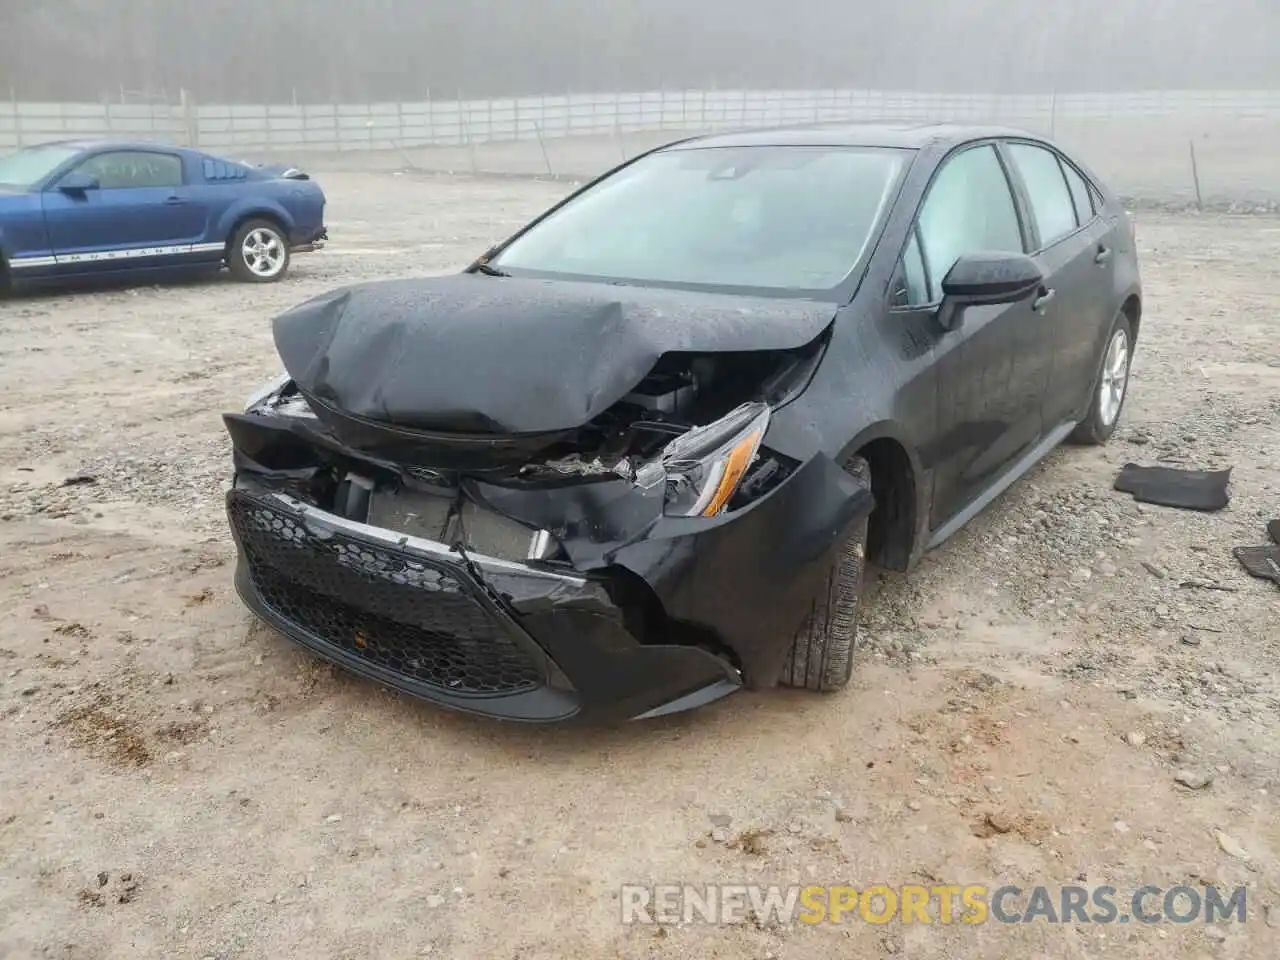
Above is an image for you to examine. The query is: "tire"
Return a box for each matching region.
[1069,312,1134,446]
[779,455,871,692]
[227,218,291,283]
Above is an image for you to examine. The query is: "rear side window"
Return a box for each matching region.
[1007,143,1078,248]
[913,144,1023,303]
[203,157,248,182]
[73,151,183,190]
[1060,160,1095,227]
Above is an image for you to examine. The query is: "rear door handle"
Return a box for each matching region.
[1095,246,1112,264]
[164,196,185,205]
[1032,288,1056,313]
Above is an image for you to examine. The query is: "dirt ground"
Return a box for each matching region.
[1,171,1278,960]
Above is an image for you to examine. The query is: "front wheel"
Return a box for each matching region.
[228,219,291,283]
[1069,312,1133,445]
[779,455,871,692]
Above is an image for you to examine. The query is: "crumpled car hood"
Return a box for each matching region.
[273,274,837,434]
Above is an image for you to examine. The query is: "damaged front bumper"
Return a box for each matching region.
[230,483,749,722]
[224,396,873,723]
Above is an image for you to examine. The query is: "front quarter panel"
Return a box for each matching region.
[0,192,56,277]
[767,300,939,466]
[611,452,875,687]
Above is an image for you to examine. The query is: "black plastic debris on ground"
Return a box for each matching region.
[1113,463,1232,512]
[1233,519,1280,588]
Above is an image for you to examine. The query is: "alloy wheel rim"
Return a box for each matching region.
[242,228,285,277]
[1098,328,1130,426]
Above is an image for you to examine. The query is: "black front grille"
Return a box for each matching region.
[228,493,544,695]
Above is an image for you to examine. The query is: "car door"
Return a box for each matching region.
[891,143,1055,530]
[1001,141,1117,431]
[41,149,208,273]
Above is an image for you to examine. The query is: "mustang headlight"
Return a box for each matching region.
[642,402,771,518]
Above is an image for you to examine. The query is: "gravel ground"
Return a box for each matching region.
[0,171,1278,959]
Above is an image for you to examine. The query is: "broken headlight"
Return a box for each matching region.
[243,373,290,411]
[244,374,317,420]
[637,402,771,518]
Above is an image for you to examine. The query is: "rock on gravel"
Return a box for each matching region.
[1215,832,1250,860]
[1173,769,1215,790]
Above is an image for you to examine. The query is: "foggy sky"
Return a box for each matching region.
[2,0,1277,103]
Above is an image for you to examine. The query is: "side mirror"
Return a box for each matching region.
[936,251,1043,331]
[58,171,100,195]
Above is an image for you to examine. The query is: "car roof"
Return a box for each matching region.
[27,138,200,155]
[663,121,1044,152]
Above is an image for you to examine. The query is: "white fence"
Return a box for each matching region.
[3,88,1280,154]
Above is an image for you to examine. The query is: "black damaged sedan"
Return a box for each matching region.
[224,123,1141,722]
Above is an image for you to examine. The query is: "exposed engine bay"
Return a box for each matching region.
[512,346,818,486]
[234,339,825,567]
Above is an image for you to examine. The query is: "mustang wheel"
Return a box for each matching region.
[1070,311,1133,445]
[780,455,871,692]
[228,219,291,283]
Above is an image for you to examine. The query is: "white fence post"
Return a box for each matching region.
[11,87,22,147]
[180,87,198,147]
[458,89,478,174]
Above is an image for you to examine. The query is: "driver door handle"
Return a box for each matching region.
[164,196,185,205]
[1032,288,1056,313]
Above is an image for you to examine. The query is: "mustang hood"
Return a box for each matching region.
[273,274,837,435]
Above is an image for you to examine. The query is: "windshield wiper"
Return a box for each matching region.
[471,262,510,277]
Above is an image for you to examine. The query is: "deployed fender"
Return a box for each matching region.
[273,274,838,436]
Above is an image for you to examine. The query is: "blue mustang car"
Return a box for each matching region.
[0,140,327,292]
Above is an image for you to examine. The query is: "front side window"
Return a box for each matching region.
[1007,142,1078,248]
[914,144,1024,303]
[491,145,909,296]
[70,151,184,190]
[0,144,80,189]
[893,231,929,307]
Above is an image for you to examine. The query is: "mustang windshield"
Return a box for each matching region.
[0,144,81,190]
[492,145,908,295]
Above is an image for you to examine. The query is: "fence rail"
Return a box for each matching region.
[4,88,1279,203]
[3,88,1280,154]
